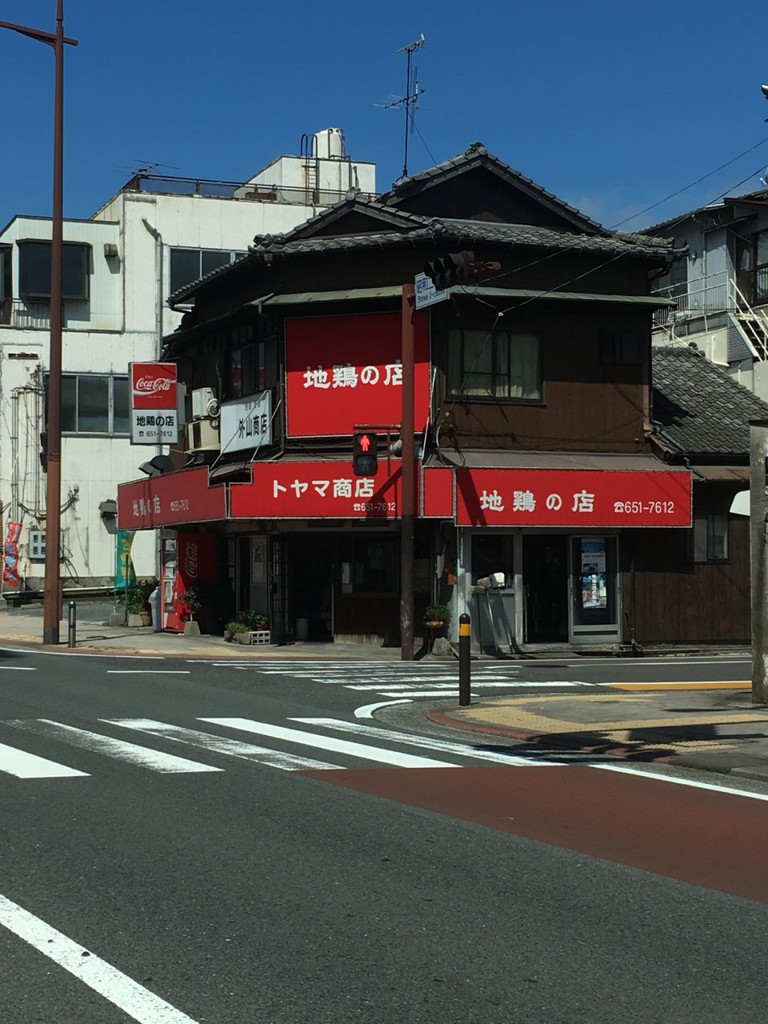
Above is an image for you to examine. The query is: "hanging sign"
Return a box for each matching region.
[130,362,179,444]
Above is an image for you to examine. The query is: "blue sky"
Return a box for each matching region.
[2,0,768,233]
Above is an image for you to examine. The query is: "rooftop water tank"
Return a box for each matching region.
[314,128,345,160]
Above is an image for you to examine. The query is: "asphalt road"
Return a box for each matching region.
[1,647,766,1023]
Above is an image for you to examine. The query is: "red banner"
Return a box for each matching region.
[231,461,402,520]
[284,311,430,438]
[117,469,226,529]
[456,468,692,527]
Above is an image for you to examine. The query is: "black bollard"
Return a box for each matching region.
[67,600,77,648]
[459,612,471,706]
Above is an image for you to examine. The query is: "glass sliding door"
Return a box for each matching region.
[570,536,620,644]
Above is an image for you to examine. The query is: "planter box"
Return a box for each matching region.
[234,630,271,645]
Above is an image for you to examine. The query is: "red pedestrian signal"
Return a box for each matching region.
[353,432,378,476]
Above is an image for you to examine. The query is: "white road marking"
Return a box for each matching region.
[0,741,88,779]
[104,719,340,771]
[593,763,768,802]
[107,670,190,675]
[0,666,36,671]
[355,699,413,719]
[4,720,222,774]
[200,717,460,769]
[290,717,562,767]
[0,893,201,1023]
[345,681,517,691]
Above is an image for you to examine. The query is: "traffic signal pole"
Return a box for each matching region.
[400,284,416,661]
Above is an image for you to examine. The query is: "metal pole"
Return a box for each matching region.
[459,612,471,706]
[0,5,78,644]
[750,421,768,703]
[67,600,76,648]
[400,285,415,661]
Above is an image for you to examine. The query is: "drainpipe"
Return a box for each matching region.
[141,218,165,591]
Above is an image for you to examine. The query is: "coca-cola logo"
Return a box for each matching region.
[185,542,199,579]
[134,375,173,394]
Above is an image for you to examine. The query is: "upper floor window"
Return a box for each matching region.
[692,512,728,563]
[448,327,541,401]
[169,247,246,296]
[599,331,644,365]
[48,373,130,435]
[18,241,90,301]
[0,244,11,302]
[756,231,768,305]
[225,323,277,400]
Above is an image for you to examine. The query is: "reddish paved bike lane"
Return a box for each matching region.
[303,765,768,904]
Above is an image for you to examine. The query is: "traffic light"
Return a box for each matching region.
[353,431,378,476]
[423,250,476,290]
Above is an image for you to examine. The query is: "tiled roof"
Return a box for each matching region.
[380,142,607,235]
[248,217,671,258]
[652,345,768,456]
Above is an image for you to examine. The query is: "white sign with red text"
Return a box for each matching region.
[130,362,179,444]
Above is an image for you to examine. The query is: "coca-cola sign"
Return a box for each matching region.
[131,362,178,410]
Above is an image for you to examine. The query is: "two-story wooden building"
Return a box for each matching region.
[117,143,755,653]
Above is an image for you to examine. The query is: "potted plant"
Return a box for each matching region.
[119,578,157,627]
[224,611,270,644]
[423,603,451,633]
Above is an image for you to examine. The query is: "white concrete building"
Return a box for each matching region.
[0,130,376,598]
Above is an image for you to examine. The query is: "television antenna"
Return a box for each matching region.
[383,34,425,179]
[123,159,180,176]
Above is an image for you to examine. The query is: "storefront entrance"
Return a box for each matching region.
[522,536,569,643]
[521,534,620,647]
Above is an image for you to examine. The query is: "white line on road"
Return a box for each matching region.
[0,893,201,1023]
[291,717,562,767]
[105,719,341,772]
[0,666,36,671]
[4,720,222,774]
[593,763,768,802]
[106,670,191,675]
[354,699,413,718]
[0,741,88,779]
[200,717,460,769]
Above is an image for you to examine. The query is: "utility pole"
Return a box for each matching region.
[1,2,78,644]
[400,285,416,661]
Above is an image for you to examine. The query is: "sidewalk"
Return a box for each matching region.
[430,686,768,783]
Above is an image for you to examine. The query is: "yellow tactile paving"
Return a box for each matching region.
[455,694,767,753]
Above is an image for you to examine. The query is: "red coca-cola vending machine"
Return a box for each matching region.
[161,532,218,632]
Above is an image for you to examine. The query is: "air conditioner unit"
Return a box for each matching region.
[185,417,220,452]
[191,387,219,419]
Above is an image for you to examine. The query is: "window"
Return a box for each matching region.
[600,331,644,365]
[693,513,728,563]
[756,231,768,305]
[18,241,90,300]
[169,247,247,296]
[0,244,11,302]
[448,328,541,400]
[226,324,276,399]
[47,373,129,435]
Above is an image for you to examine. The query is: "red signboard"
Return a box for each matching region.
[117,468,226,529]
[284,311,430,438]
[421,466,455,518]
[130,362,178,409]
[457,468,692,527]
[230,461,402,519]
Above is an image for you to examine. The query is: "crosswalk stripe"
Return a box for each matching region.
[0,740,89,779]
[200,717,460,769]
[103,719,340,772]
[292,717,561,767]
[4,720,222,774]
